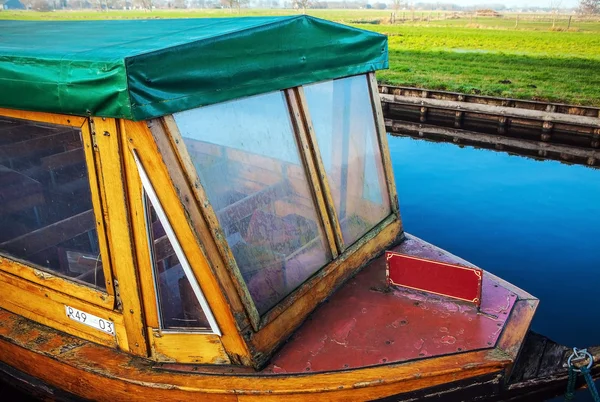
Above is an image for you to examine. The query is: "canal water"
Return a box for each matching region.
[389,135,599,401]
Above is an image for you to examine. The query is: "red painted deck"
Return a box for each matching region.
[262,235,519,374]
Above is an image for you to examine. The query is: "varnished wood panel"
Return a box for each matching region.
[150,331,231,364]
[92,118,147,356]
[0,256,113,308]
[0,307,510,402]
[0,271,124,348]
[0,108,87,128]
[368,73,400,215]
[119,119,161,330]
[81,118,116,299]
[497,298,539,378]
[124,119,250,364]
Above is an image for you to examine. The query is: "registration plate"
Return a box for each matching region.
[65,305,115,336]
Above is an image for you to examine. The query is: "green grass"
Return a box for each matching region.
[2,9,599,105]
[361,24,600,105]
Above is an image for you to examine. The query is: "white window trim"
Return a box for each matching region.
[132,149,221,336]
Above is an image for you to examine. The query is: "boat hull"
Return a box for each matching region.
[0,234,538,401]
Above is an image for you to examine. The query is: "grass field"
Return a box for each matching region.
[1,9,599,106]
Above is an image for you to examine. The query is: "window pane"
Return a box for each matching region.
[145,195,209,329]
[0,117,104,289]
[174,91,332,314]
[304,75,391,246]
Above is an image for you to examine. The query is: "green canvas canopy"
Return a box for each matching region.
[0,16,388,121]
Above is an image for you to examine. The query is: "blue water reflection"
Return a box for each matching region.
[389,135,600,348]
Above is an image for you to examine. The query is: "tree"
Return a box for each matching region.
[578,0,599,14]
[549,0,562,28]
[220,0,247,12]
[292,0,309,13]
[391,0,403,13]
[135,0,153,10]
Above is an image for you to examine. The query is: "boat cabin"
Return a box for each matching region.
[0,17,541,401]
[0,16,400,367]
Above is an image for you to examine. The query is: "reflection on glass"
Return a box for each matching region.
[304,75,391,246]
[174,91,332,314]
[0,117,104,289]
[145,195,209,329]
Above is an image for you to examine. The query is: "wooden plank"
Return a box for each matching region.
[0,189,44,216]
[0,307,511,402]
[120,120,160,329]
[132,119,252,365]
[225,148,284,175]
[369,73,401,216]
[150,331,230,364]
[295,86,345,253]
[92,118,147,357]
[273,197,317,222]
[0,255,114,309]
[380,93,600,127]
[216,181,291,225]
[0,270,125,348]
[508,332,548,383]
[41,147,85,170]
[233,162,283,187]
[81,118,115,300]
[374,372,502,402]
[537,341,570,378]
[379,84,600,118]
[497,299,539,378]
[0,108,87,128]
[284,88,338,258]
[0,210,95,257]
[0,129,79,159]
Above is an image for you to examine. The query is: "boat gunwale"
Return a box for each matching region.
[0,307,511,397]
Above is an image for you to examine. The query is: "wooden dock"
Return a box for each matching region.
[379,85,600,168]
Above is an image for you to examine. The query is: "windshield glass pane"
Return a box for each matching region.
[174,91,332,314]
[304,75,391,246]
[145,195,210,329]
[0,117,104,289]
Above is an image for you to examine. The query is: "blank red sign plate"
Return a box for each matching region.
[386,251,483,306]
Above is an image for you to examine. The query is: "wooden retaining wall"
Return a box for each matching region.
[379,85,600,168]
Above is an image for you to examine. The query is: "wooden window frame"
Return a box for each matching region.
[0,110,148,357]
[0,109,114,308]
[367,72,400,217]
[164,73,402,335]
[122,119,249,365]
[132,149,221,335]
[297,72,400,251]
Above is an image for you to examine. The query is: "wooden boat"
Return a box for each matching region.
[0,16,597,401]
